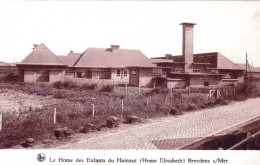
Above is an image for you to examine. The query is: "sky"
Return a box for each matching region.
[0,1,260,66]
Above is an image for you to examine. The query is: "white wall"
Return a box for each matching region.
[49,70,65,82]
[111,69,129,80]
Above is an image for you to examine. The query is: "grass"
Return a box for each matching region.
[0,81,259,148]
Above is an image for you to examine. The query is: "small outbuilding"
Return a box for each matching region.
[16,43,67,82]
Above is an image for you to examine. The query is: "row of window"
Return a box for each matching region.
[116,70,128,77]
[170,69,203,73]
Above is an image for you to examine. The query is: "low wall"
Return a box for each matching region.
[70,78,129,85]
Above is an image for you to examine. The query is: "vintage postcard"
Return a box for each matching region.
[0,0,260,164]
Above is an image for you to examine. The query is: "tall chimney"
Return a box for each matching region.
[180,22,196,73]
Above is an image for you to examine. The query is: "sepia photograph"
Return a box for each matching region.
[0,0,260,164]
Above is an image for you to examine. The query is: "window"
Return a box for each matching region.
[209,75,213,79]
[200,76,204,79]
[210,70,218,74]
[132,68,137,75]
[175,69,184,73]
[204,82,209,86]
[153,68,163,77]
[193,69,200,73]
[123,70,127,77]
[117,70,121,77]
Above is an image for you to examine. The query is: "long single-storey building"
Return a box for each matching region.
[17,44,158,87]
[17,22,249,88]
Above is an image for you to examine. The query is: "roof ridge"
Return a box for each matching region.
[20,43,66,66]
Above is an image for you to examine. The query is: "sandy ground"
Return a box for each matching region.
[0,89,59,113]
[0,88,171,148]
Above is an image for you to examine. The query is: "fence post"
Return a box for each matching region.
[122,100,124,111]
[139,85,141,95]
[170,85,172,95]
[146,99,149,106]
[188,86,191,97]
[246,132,252,150]
[125,81,128,93]
[217,90,221,99]
[92,103,95,117]
[54,108,56,124]
[153,83,155,89]
[0,114,2,131]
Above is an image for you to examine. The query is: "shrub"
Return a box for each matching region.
[62,81,78,89]
[80,83,97,90]
[52,81,62,89]
[99,85,114,92]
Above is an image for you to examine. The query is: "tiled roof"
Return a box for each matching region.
[152,52,242,70]
[236,63,255,72]
[216,53,243,70]
[18,43,65,66]
[57,52,82,67]
[74,47,156,68]
[0,62,15,66]
[254,67,260,72]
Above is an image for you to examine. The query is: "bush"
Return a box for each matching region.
[80,83,97,90]
[99,85,114,92]
[52,81,62,89]
[62,81,78,89]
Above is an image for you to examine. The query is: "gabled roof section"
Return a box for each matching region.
[254,67,260,72]
[217,53,243,70]
[57,52,82,67]
[74,47,156,68]
[236,63,255,72]
[18,43,65,66]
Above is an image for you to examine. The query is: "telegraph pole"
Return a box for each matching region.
[245,53,248,83]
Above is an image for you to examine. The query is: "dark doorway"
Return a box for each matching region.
[77,72,82,78]
[204,82,209,86]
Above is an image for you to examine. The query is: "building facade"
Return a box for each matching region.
[151,23,244,88]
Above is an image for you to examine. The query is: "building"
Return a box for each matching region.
[0,61,19,79]
[236,63,260,79]
[17,22,247,88]
[151,23,244,88]
[16,43,67,82]
[72,45,157,87]
[17,44,157,87]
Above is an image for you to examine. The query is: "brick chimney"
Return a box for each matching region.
[165,54,172,59]
[180,22,196,73]
[32,44,39,50]
[110,45,120,52]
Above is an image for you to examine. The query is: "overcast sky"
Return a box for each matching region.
[0,1,260,66]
